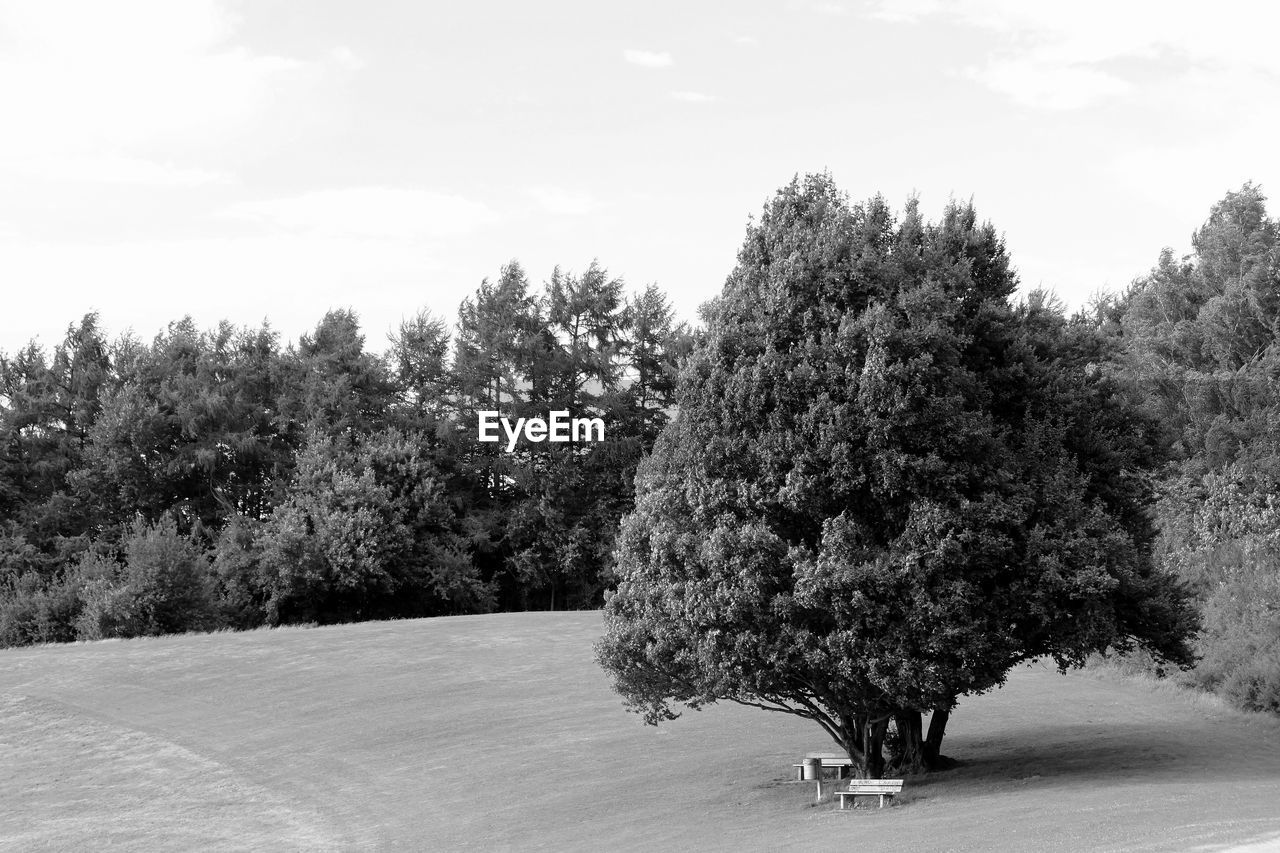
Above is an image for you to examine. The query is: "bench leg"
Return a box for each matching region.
[878,794,884,808]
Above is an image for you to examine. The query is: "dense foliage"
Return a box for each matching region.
[0,263,688,645]
[596,175,1199,776]
[4,173,1278,741]
[1112,183,1280,713]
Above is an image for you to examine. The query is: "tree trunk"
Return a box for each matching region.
[923,705,951,766]
[863,716,889,779]
[890,710,927,774]
[836,712,867,777]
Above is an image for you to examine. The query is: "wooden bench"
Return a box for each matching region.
[792,753,854,780]
[836,779,903,809]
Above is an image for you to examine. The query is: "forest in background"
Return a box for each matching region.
[2,182,1278,717]
[0,261,691,639]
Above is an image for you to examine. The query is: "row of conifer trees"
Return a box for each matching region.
[2,180,1277,716]
[0,261,690,643]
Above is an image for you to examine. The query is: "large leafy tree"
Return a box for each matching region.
[597,175,1197,777]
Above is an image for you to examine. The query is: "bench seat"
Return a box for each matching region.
[836,779,903,809]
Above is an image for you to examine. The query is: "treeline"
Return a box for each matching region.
[1102,183,1280,713]
[0,261,691,645]
[2,181,1278,719]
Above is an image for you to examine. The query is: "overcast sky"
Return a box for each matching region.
[2,0,1278,354]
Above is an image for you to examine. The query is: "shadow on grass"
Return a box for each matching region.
[909,721,1280,798]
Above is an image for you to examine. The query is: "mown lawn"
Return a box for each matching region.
[3,611,1280,852]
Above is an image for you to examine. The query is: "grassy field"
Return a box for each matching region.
[3,611,1280,852]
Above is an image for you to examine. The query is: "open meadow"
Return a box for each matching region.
[3,611,1280,852]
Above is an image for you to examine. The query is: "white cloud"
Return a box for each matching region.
[1105,64,1280,218]
[329,45,365,71]
[9,155,232,187]
[866,0,1280,109]
[863,0,940,23]
[965,60,1130,111]
[623,49,673,68]
[220,187,499,240]
[671,91,716,103]
[0,0,308,180]
[730,34,758,46]
[528,186,596,216]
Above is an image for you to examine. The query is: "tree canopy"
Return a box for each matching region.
[1114,182,1280,712]
[0,265,688,644]
[597,174,1198,775]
